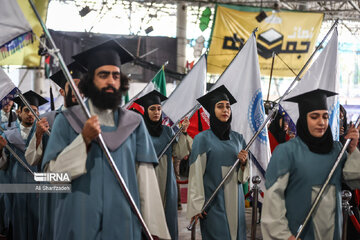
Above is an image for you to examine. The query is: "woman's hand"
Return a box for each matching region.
[238,150,248,171]
[190,211,207,225]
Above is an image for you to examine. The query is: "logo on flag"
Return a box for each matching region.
[248,89,268,144]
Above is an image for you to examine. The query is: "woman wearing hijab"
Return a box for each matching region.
[134,90,192,240]
[187,85,249,240]
[262,89,360,240]
[268,111,291,153]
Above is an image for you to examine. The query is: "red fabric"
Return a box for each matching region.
[186,108,210,139]
[350,214,360,233]
[355,189,360,207]
[177,179,188,184]
[180,187,187,203]
[268,131,290,153]
[127,102,144,115]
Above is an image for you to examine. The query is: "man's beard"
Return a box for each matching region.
[64,88,78,108]
[87,82,122,110]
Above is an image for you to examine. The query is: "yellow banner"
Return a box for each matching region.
[0,0,49,67]
[208,5,323,77]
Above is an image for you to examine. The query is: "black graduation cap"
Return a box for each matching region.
[284,89,338,115]
[49,62,87,89]
[13,90,48,108]
[197,85,237,114]
[134,90,167,109]
[72,39,134,72]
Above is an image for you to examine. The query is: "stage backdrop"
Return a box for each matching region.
[207,4,323,77]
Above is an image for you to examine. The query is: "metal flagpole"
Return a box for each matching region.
[28,1,153,239]
[296,116,360,239]
[158,103,200,160]
[16,89,51,136]
[187,19,339,231]
[0,126,34,176]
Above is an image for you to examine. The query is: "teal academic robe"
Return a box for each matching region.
[42,109,159,240]
[28,109,60,240]
[2,122,38,240]
[150,126,178,240]
[265,137,346,240]
[188,130,247,240]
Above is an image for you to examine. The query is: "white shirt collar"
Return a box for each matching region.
[88,99,115,127]
[20,123,32,140]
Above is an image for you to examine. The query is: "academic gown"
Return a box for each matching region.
[41,101,170,240]
[262,137,360,240]
[25,108,62,240]
[1,122,38,240]
[150,126,192,240]
[187,130,249,240]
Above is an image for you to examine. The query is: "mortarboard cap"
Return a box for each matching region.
[284,89,338,115]
[72,39,134,72]
[134,90,167,109]
[13,90,48,108]
[197,85,237,114]
[49,62,87,89]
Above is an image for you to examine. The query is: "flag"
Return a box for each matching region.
[152,66,167,96]
[0,0,50,66]
[162,55,207,125]
[186,107,210,138]
[0,0,33,61]
[210,34,271,191]
[281,28,340,140]
[0,69,18,109]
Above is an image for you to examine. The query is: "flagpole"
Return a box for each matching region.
[157,103,200,160]
[187,19,339,231]
[296,115,360,239]
[0,126,34,176]
[28,1,153,239]
[16,89,51,136]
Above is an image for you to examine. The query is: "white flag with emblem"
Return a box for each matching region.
[162,54,207,124]
[281,29,339,140]
[211,34,271,190]
[0,69,18,109]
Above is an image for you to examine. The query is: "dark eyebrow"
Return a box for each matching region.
[97,71,120,75]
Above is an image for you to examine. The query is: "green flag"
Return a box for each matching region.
[152,67,167,96]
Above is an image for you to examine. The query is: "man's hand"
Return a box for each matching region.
[345,123,359,154]
[36,118,49,138]
[0,136,7,152]
[181,117,190,133]
[82,116,101,146]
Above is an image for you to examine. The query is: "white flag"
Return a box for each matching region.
[162,55,207,124]
[123,81,155,109]
[0,69,18,109]
[0,0,32,47]
[211,34,271,189]
[281,29,339,140]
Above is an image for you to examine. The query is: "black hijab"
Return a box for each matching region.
[285,89,337,154]
[268,112,287,144]
[197,85,237,141]
[143,106,163,137]
[134,90,167,137]
[296,113,334,154]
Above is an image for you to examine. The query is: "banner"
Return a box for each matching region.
[208,4,323,77]
[282,29,340,140]
[210,34,271,191]
[0,0,49,67]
